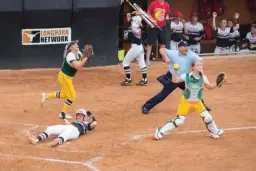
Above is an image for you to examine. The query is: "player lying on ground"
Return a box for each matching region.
[26,109,97,147]
[40,41,93,119]
[155,61,226,140]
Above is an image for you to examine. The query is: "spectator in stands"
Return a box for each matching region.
[146,0,170,66]
[227,13,240,52]
[241,23,256,52]
[184,12,204,54]
[170,12,185,50]
[212,12,231,54]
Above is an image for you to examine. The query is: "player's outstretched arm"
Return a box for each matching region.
[64,118,71,125]
[172,65,184,83]
[90,121,97,130]
[159,48,171,64]
[204,82,217,89]
[71,57,88,70]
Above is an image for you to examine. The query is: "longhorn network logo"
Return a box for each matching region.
[22,27,71,45]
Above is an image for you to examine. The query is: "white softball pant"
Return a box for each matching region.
[45,124,80,143]
[189,44,201,54]
[122,44,145,69]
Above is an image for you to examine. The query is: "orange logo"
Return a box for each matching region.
[22,30,40,44]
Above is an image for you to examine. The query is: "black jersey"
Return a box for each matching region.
[185,22,204,45]
[170,21,184,42]
[216,27,231,47]
[127,21,142,45]
[72,121,91,136]
[228,27,240,46]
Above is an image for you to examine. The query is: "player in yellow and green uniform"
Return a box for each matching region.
[154,61,225,140]
[40,40,89,119]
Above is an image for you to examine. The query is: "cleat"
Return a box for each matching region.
[26,132,38,145]
[136,80,148,86]
[154,128,164,140]
[40,93,47,106]
[142,106,150,114]
[48,138,59,147]
[211,129,224,139]
[121,79,132,86]
[59,113,73,119]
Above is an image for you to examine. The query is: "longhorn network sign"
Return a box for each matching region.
[22,27,71,45]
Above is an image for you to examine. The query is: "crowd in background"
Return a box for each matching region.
[136,0,256,64]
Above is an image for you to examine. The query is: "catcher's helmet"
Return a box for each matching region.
[76,109,87,118]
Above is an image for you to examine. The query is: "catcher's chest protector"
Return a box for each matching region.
[183,73,204,102]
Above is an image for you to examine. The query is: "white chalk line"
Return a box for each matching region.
[0,141,86,154]
[129,126,256,142]
[0,152,102,171]
[0,120,102,170]
[0,120,72,148]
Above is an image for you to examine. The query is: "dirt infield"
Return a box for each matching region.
[0,56,255,171]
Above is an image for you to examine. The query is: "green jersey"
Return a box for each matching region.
[180,73,209,102]
[61,51,82,77]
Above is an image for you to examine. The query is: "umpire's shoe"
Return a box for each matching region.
[142,105,150,114]
[136,80,147,86]
[121,79,132,86]
[205,104,211,112]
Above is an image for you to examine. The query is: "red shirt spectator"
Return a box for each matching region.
[147,0,171,28]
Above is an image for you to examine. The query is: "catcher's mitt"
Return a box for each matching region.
[216,72,226,88]
[82,45,94,59]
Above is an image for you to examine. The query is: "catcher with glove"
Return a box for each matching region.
[40,40,94,119]
[155,61,226,140]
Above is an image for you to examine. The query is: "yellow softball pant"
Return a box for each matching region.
[57,71,76,102]
[176,95,206,116]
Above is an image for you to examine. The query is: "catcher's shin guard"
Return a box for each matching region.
[156,115,186,139]
[200,111,223,138]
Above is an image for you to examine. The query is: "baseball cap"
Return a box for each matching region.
[66,40,79,50]
[174,11,183,18]
[178,41,188,47]
[190,12,198,17]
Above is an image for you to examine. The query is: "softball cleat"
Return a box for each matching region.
[154,128,164,140]
[40,93,47,106]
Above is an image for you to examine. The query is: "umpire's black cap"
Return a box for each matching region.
[178,41,188,47]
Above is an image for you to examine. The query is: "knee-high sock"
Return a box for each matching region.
[47,91,66,99]
[124,66,131,80]
[61,99,73,113]
[36,132,48,142]
[141,67,147,81]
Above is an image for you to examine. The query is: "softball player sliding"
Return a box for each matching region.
[155,61,224,140]
[26,109,97,147]
[40,41,89,119]
[121,10,147,86]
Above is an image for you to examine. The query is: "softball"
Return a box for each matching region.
[173,64,180,70]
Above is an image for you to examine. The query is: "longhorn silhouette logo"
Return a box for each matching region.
[24,32,40,42]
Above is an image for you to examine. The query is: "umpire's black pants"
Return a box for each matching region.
[143,71,185,111]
